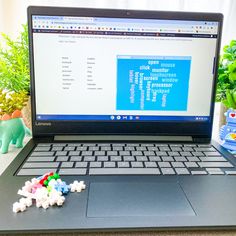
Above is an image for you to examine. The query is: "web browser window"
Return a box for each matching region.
[32,15,219,122]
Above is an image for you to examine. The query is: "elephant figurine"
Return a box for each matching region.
[0,118,31,154]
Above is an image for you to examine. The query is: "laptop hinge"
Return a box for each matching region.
[54,135,193,142]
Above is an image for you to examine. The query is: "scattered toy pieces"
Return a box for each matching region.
[13,172,86,213]
[70,180,86,192]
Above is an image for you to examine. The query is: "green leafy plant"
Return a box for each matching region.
[0,24,30,93]
[216,40,236,108]
[0,89,28,116]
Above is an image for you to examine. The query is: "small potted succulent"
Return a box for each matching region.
[0,25,31,153]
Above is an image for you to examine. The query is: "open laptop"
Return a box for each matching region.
[2,5,236,233]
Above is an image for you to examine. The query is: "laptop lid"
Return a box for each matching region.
[27,6,223,140]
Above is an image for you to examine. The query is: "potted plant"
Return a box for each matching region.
[0,25,31,153]
[216,39,236,127]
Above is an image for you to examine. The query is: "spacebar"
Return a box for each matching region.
[89,168,160,175]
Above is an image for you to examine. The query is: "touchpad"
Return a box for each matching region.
[87,182,195,217]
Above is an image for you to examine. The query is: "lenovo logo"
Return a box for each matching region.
[35,122,52,126]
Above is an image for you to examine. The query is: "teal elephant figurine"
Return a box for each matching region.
[0,118,31,154]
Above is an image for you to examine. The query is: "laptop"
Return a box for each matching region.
[2,5,236,233]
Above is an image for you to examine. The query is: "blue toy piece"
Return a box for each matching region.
[0,118,31,154]
[220,109,236,151]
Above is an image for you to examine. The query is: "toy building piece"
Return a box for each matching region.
[220,109,236,151]
[70,180,86,193]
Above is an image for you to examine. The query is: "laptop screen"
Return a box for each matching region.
[32,15,219,123]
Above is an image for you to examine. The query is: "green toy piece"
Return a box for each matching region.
[0,118,31,154]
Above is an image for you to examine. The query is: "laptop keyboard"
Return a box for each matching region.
[17,143,236,176]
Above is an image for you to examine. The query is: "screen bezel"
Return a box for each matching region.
[28,6,223,138]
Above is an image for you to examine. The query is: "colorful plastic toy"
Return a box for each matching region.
[220,109,236,151]
[0,118,31,154]
[13,172,86,213]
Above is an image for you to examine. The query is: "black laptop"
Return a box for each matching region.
[2,6,236,234]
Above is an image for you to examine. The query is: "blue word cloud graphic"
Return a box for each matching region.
[116,56,191,111]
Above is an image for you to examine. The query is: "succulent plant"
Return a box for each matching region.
[0,89,28,116]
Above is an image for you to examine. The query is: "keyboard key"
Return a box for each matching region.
[94,151,105,156]
[118,162,130,168]
[82,151,93,156]
[31,152,54,156]
[180,152,192,156]
[61,162,74,168]
[37,143,51,147]
[18,168,57,176]
[90,162,102,168]
[56,156,69,162]
[145,162,157,168]
[52,143,66,147]
[191,171,207,175]
[55,151,67,156]
[75,162,88,168]
[192,152,204,156]
[22,162,59,168]
[70,156,82,162]
[131,151,143,156]
[64,147,75,151]
[198,162,233,168]
[136,147,147,151]
[204,151,221,157]
[131,162,143,168]
[34,147,51,151]
[175,168,190,175]
[59,169,86,175]
[161,156,174,162]
[186,156,200,162]
[161,168,175,175]
[104,162,116,168]
[76,147,87,151]
[225,171,236,175]
[206,168,224,175]
[51,147,63,151]
[156,151,167,156]
[123,156,135,161]
[199,156,227,162]
[171,162,184,168]
[110,156,122,161]
[185,162,198,168]
[182,147,194,152]
[149,156,161,162]
[113,147,123,151]
[159,147,171,151]
[119,151,130,156]
[97,156,109,161]
[83,156,95,162]
[101,147,111,151]
[168,151,180,156]
[124,147,135,151]
[69,151,80,156]
[171,147,182,152]
[27,156,55,162]
[158,162,171,168]
[136,156,148,161]
[143,151,155,156]
[89,168,160,175]
[107,151,118,156]
[174,156,187,162]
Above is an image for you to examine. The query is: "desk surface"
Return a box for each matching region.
[1,104,236,235]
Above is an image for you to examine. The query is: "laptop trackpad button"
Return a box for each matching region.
[87,182,195,217]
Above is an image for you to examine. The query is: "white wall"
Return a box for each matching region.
[0,0,236,46]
